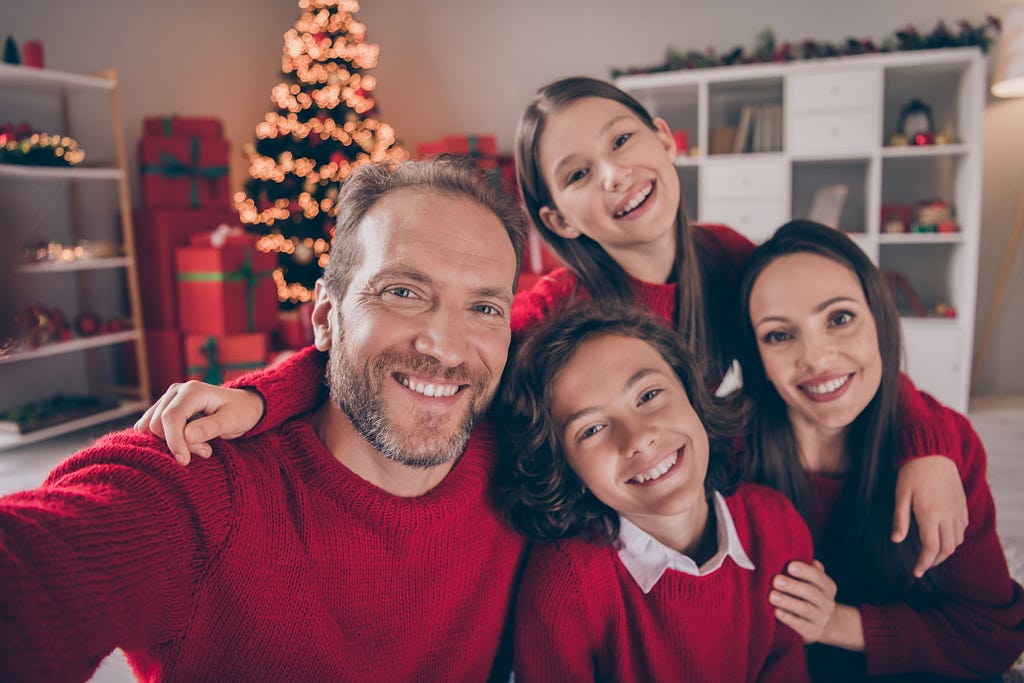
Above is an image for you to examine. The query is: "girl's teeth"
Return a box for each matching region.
[400,377,458,397]
[632,452,677,484]
[804,376,849,395]
[615,183,652,217]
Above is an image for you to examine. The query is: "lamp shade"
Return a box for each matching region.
[993,5,1024,98]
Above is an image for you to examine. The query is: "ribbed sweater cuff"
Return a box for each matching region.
[860,603,914,676]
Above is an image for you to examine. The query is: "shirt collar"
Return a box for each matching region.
[615,491,755,594]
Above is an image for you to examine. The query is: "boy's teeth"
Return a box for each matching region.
[400,377,458,397]
[803,376,850,395]
[615,183,652,217]
[632,452,677,484]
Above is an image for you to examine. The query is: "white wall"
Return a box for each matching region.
[2,0,1022,395]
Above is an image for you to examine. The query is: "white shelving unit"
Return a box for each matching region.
[0,64,149,450]
[617,47,985,412]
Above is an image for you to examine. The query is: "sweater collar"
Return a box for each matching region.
[615,491,755,593]
[278,414,499,530]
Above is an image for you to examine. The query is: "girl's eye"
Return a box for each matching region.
[613,132,633,149]
[638,388,662,405]
[830,310,855,327]
[566,168,588,186]
[762,330,790,344]
[579,424,605,441]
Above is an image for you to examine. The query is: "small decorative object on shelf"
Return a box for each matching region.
[672,130,690,155]
[934,302,958,319]
[913,199,957,233]
[0,394,119,434]
[14,304,71,348]
[21,40,44,68]
[880,205,913,233]
[73,312,103,337]
[3,35,19,65]
[895,98,936,145]
[0,122,85,166]
[20,239,122,264]
[882,270,927,317]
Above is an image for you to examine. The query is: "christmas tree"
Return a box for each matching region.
[236,0,408,307]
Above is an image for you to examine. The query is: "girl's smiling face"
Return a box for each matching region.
[536,97,681,268]
[748,252,883,439]
[550,333,709,534]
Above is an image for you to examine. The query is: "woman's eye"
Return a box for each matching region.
[762,330,790,344]
[579,424,605,441]
[613,132,633,149]
[566,168,588,186]
[830,311,855,327]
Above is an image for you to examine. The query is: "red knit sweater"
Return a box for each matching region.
[805,390,1024,680]
[0,414,526,681]
[513,483,813,682]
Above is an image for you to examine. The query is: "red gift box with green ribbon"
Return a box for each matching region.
[140,135,230,209]
[143,116,224,139]
[183,333,268,384]
[175,235,279,336]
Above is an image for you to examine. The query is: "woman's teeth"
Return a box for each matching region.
[631,451,678,484]
[803,375,850,395]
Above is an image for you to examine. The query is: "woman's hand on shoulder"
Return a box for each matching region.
[134,381,266,466]
[892,454,968,577]
[770,560,837,644]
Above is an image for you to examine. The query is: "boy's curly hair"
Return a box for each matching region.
[496,303,747,543]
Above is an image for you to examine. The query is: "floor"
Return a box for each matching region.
[2,397,1023,682]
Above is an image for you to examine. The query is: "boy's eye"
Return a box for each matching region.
[762,330,790,344]
[613,132,633,149]
[638,388,662,405]
[566,168,588,186]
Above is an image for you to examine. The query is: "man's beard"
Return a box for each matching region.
[325,336,492,469]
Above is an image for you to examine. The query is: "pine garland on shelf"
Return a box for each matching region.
[611,17,1001,78]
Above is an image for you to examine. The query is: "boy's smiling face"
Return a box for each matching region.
[550,333,710,535]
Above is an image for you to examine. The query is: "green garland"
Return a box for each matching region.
[611,17,1001,78]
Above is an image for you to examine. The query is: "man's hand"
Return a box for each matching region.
[892,455,968,577]
[770,560,837,644]
[134,382,266,466]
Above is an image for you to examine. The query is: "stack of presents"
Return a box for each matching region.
[134,116,285,399]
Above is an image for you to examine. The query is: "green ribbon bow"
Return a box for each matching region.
[178,251,275,330]
[141,136,228,207]
[189,336,265,384]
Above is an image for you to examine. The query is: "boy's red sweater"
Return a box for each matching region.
[513,483,813,682]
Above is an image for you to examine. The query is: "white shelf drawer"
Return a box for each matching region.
[701,198,788,244]
[788,109,876,156]
[788,68,877,111]
[901,322,965,412]
[703,159,786,200]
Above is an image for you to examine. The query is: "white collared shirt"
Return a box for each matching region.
[615,490,756,594]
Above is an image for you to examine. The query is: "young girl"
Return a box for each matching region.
[499,303,812,682]
[741,220,1024,681]
[137,76,965,575]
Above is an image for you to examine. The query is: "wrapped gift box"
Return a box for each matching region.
[143,116,224,139]
[183,332,268,383]
[140,135,231,209]
[133,208,237,328]
[175,235,279,336]
[143,328,185,398]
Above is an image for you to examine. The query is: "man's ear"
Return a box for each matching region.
[653,116,676,157]
[538,205,581,240]
[312,279,335,352]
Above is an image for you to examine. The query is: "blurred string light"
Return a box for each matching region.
[237,0,408,304]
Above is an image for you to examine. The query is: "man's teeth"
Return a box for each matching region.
[803,376,850,395]
[615,183,652,217]
[400,377,459,397]
[632,452,677,484]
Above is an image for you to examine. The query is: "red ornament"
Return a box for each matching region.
[74,312,102,337]
[912,131,935,145]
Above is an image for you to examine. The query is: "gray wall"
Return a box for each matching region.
[2,0,1021,396]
